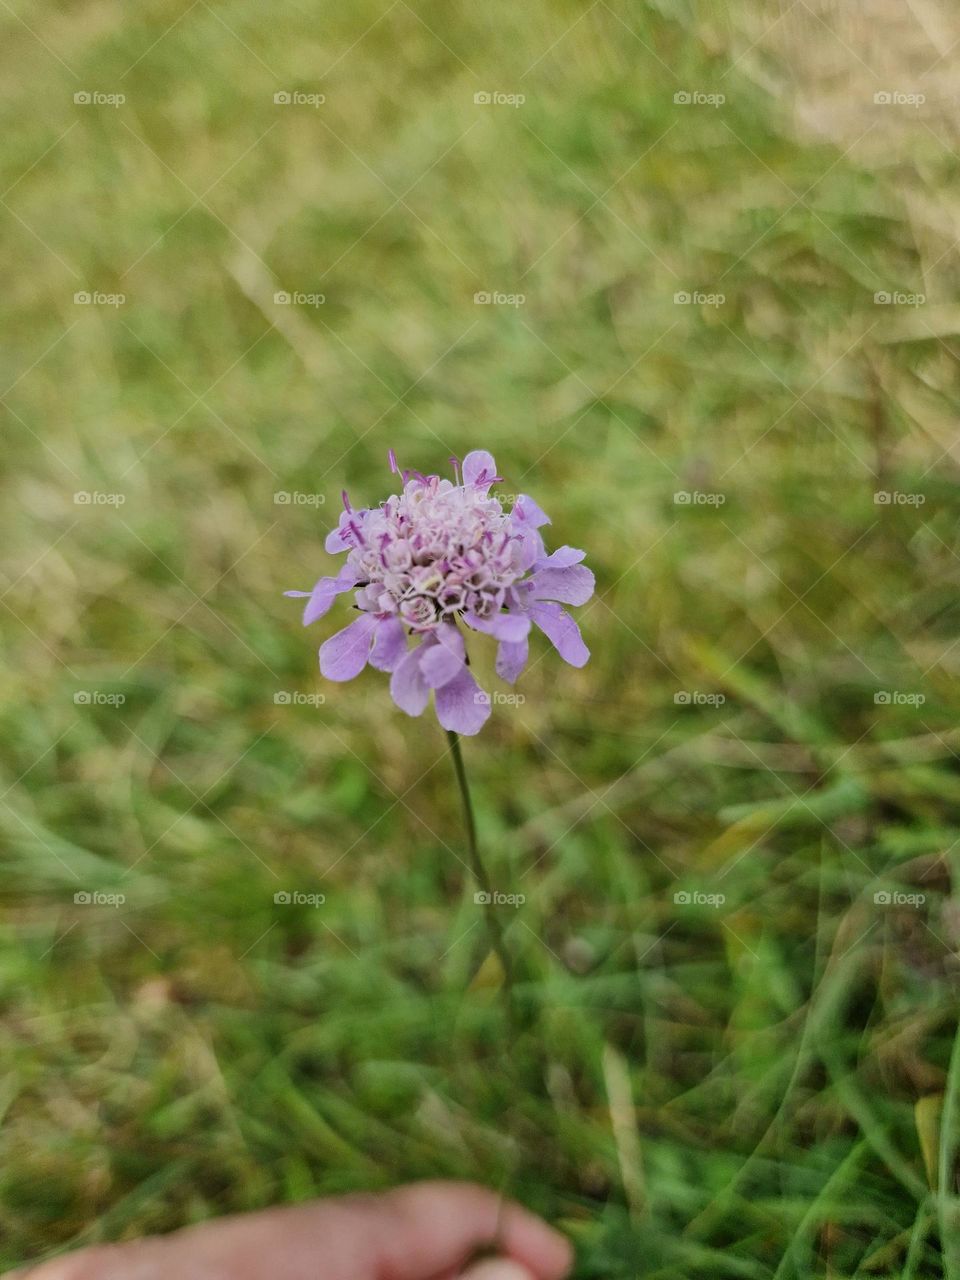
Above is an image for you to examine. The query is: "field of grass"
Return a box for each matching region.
[4,1,960,1275]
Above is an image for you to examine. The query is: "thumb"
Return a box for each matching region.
[459,1262,537,1280]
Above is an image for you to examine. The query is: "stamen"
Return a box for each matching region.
[336,456,524,623]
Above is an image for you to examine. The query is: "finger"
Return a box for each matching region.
[1,1240,168,1280]
[457,1259,537,1280]
[174,1180,572,1280]
[165,1180,570,1280]
[371,1181,573,1280]
[5,1181,573,1280]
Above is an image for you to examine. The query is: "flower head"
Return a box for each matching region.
[285,449,593,735]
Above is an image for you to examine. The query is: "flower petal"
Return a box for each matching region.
[517,530,546,571]
[496,636,529,683]
[318,612,378,681]
[529,601,590,668]
[510,494,551,529]
[325,529,350,554]
[462,450,498,490]
[369,616,408,672]
[390,644,431,716]
[289,569,358,626]
[434,665,491,735]
[325,511,357,554]
[529,564,595,606]
[419,624,466,688]
[465,611,531,643]
[534,545,585,569]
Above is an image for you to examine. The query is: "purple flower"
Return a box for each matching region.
[285,450,593,735]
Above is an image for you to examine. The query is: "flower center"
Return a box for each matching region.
[346,475,521,630]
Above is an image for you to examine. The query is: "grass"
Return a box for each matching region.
[3,0,960,1275]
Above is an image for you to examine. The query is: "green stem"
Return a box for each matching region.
[446,731,521,1254]
[446,730,515,997]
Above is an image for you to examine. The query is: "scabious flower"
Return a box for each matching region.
[285,450,593,735]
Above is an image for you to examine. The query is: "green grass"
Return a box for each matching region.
[3,0,960,1275]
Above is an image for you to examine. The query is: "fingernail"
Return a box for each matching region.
[458,1260,534,1280]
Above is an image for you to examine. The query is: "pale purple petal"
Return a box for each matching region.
[419,624,466,689]
[390,644,431,716]
[434,665,491,735]
[288,569,358,626]
[318,612,379,681]
[325,529,350,553]
[465,611,531,643]
[462,450,498,490]
[510,494,550,529]
[517,529,546,572]
[534,545,585,569]
[529,564,595,606]
[510,499,550,569]
[496,636,529,683]
[529,601,589,668]
[369,616,408,672]
[324,511,354,554]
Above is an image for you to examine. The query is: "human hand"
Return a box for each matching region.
[7,1180,573,1280]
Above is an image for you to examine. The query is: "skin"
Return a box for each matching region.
[6,1181,574,1280]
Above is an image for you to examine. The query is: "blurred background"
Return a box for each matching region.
[4,0,960,1275]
